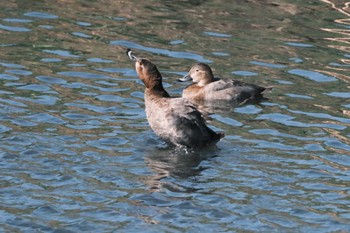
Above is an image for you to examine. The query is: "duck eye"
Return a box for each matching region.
[196,69,199,72]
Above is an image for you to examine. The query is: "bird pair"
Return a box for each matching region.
[126,49,268,149]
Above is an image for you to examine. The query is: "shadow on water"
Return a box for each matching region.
[182,96,269,118]
[129,131,221,192]
[143,146,219,192]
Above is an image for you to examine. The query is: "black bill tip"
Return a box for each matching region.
[126,48,137,62]
[178,75,192,82]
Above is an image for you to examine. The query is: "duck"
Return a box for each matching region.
[126,49,224,148]
[179,63,270,104]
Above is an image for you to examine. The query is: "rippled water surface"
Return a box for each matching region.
[1,0,350,232]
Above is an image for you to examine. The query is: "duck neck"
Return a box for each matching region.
[198,74,214,86]
[145,85,170,98]
[143,71,170,98]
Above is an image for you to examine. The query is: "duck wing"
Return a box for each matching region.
[204,78,268,101]
[167,98,223,147]
[208,79,265,92]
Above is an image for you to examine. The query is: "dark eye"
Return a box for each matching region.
[196,69,199,72]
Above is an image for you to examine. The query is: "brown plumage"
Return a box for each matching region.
[179,63,270,103]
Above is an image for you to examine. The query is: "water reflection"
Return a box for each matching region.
[143,148,217,192]
[1,0,350,232]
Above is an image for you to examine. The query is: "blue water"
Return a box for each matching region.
[1,0,350,232]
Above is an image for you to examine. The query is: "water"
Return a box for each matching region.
[1,0,350,232]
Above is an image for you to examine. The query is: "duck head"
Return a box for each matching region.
[179,63,215,86]
[127,49,164,90]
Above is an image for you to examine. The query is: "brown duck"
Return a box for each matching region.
[126,49,224,148]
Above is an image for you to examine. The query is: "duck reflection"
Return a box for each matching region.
[185,99,267,124]
[142,146,219,192]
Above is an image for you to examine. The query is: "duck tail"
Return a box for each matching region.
[206,131,224,147]
[262,86,274,94]
[217,132,225,140]
[254,85,273,100]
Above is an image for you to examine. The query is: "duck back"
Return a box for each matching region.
[145,91,223,148]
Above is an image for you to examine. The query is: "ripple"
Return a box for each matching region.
[65,124,101,130]
[14,95,59,105]
[0,102,27,114]
[276,80,294,85]
[285,94,313,99]
[23,11,58,19]
[0,124,12,133]
[0,74,19,80]
[0,44,17,47]
[72,32,92,39]
[212,52,230,56]
[256,113,346,130]
[62,113,95,120]
[250,61,287,69]
[288,109,350,124]
[61,81,128,93]
[249,128,324,142]
[0,98,27,107]
[23,113,66,124]
[33,205,60,216]
[211,114,243,127]
[58,71,113,79]
[0,24,31,32]
[40,58,62,62]
[2,1,350,232]
[324,138,350,152]
[76,21,91,26]
[0,62,25,69]
[3,18,33,23]
[42,49,80,58]
[232,70,258,76]
[17,84,53,93]
[0,90,13,94]
[4,82,27,87]
[113,17,127,21]
[5,69,32,76]
[289,57,304,63]
[111,40,211,63]
[1,135,35,147]
[87,58,114,63]
[320,153,350,167]
[288,69,337,82]
[95,94,142,104]
[329,62,350,67]
[86,137,129,150]
[169,40,185,45]
[36,76,67,84]
[38,25,54,29]
[234,105,262,114]
[10,118,38,127]
[325,92,350,98]
[130,91,144,99]
[66,63,86,67]
[204,31,232,38]
[234,136,302,151]
[285,42,314,48]
[95,80,118,86]
[96,67,137,77]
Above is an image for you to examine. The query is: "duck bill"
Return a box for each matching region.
[178,74,193,82]
[126,48,141,62]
